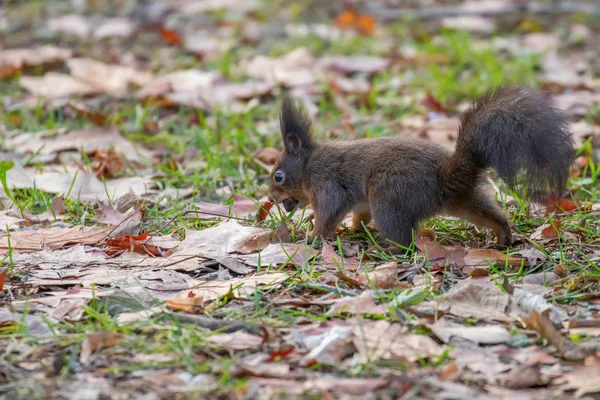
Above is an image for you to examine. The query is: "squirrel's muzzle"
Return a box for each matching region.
[282,198,299,212]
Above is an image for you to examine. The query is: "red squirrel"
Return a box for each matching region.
[267,86,575,249]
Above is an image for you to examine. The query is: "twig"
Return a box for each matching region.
[366,2,600,21]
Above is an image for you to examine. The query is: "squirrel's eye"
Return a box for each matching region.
[273,171,285,184]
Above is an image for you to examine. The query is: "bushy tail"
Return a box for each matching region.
[445,86,575,200]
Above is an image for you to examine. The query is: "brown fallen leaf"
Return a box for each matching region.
[6,127,151,163]
[327,294,387,316]
[422,91,447,113]
[181,273,289,302]
[334,7,376,36]
[320,242,362,272]
[159,24,183,46]
[20,73,98,98]
[440,362,459,381]
[0,211,25,230]
[80,331,125,363]
[253,148,280,172]
[48,14,90,39]
[442,16,496,34]
[237,353,291,378]
[514,287,568,325]
[316,55,390,75]
[541,219,561,239]
[0,225,113,252]
[94,205,142,236]
[431,318,512,345]
[418,281,512,322]
[206,331,264,351]
[165,297,205,313]
[415,237,466,267]
[272,221,292,243]
[242,48,316,88]
[66,102,109,126]
[94,18,135,40]
[194,194,260,220]
[67,58,153,94]
[352,320,443,363]
[562,355,600,397]
[88,148,125,179]
[521,311,600,361]
[238,243,318,267]
[0,45,73,78]
[106,232,163,256]
[255,201,273,223]
[502,363,542,390]
[357,261,397,289]
[247,377,390,397]
[464,249,526,268]
[0,267,5,291]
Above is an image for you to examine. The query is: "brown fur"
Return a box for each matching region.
[268,86,575,248]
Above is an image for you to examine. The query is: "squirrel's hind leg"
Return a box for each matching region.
[445,188,512,247]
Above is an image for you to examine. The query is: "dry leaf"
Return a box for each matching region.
[238,243,318,267]
[48,14,90,39]
[67,58,153,94]
[80,331,125,363]
[88,148,125,179]
[316,56,390,75]
[20,73,98,98]
[521,312,600,361]
[242,48,316,87]
[431,318,512,345]
[562,356,600,397]
[255,201,273,223]
[502,363,542,390]
[327,294,387,315]
[159,25,183,46]
[420,281,512,322]
[253,148,280,172]
[442,16,496,34]
[352,320,443,363]
[416,238,466,267]
[66,102,109,126]
[0,225,113,252]
[422,91,447,113]
[6,128,151,163]
[94,18,135,40]
[106,232,163,256]
[0,211,25,231]
[165,297,205,313]
[194,194,260,220]
[0,45,73,78]
[206,331,264,351]
[181,273,289,302]
[334,8,376,35]
[541,219,561,239]
[464,249,526,268]
[95,205,142,233]
[357,262,397,289]
[514,288,568,325]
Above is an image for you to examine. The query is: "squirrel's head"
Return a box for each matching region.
[268,97,313,212]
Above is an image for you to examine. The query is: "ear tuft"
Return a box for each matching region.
[280,97,312,155]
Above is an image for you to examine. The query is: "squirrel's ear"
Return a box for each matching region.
[280,96,312,155]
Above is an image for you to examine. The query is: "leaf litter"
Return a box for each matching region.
[2,1,600,399]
